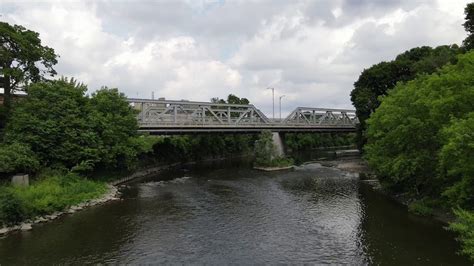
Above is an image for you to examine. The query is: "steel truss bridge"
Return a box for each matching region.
[128,98,358,134]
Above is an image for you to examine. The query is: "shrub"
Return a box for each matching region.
[408,200,434,216]
[439,113,474,209]
[254,130,293,167]
[449,209,474,261]
[254,130,277,166]
[0,188,25,226]
[12,172,107,217]
[0,142,40,174]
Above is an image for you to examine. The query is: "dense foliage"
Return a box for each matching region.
[254,130,293,167]
[284,133,355,151]
[449,209,474,261]
[439,113,474,209]
[364,51,474,260]
[0,171,106,226]
[2,79,149,173]
[365,51,474,196]
[150,134,256,163]
[350,45,462,148]
[0,142,39,174]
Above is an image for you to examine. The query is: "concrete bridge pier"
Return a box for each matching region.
[272,132,285,157]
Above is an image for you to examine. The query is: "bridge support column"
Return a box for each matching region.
[272,132,284,157]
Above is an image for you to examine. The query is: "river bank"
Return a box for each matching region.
[1,154,468,264]
[0,184,120,236]
[0,154,254,236]
[0,151,454,238]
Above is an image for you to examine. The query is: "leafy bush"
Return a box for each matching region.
[0,142,40,174]
[264,157,294,168]
[254,130,293,167]
[449,209,474,261]
[408,200,434,216]
[439,114,474,209]
[0,188,25,226]
[284,133,355,151]
[254,130,276,166]
[150,134,256,163]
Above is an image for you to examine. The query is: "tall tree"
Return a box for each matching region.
[350,45,460,148]
[463,2,474,50]
[0,22,58,114]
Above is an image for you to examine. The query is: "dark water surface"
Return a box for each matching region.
[0,158,470,265]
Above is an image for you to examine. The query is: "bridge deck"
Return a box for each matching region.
[128,98,358,134]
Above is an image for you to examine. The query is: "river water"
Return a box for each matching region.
[0,156,470,265]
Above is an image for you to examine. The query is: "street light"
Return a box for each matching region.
[267,87,274,119]
[279,95,285,121]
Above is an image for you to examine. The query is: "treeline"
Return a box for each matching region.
[0,79,152,225]
[351,3,474,260]
[284,133,355,151]
[0,79,152,175]
[145,94,257,163]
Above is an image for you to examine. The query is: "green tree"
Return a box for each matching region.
[351,45,461,148]
[463,2,474,50]
[0,22,58,116]
[364,51,474,195]
[439,114,474,208]
[5,79,93,168]
[254,130,277,166]
[210,94,250,105]
[4,79,145,171]
[226,94,249,105]
[89,87,143,169]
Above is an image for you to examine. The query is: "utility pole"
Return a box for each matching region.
[279,95,285,121]
[267,87,274,119]
[152,91,155,100]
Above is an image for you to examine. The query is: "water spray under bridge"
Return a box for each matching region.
[128,98,358,134]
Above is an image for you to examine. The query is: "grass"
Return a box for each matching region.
[0,171,107,226]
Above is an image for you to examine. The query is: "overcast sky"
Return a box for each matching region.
[0,0,470,116]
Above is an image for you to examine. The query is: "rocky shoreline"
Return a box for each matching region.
[0,185,120,236]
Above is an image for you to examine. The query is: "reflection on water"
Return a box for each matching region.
[0,157,470,265]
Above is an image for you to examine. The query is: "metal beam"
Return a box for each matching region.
[127,98,358,134]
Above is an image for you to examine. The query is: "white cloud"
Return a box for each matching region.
[1,0,471,116]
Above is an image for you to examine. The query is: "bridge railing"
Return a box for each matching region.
[127,98,359,128]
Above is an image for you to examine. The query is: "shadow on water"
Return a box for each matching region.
[357,183,469,265]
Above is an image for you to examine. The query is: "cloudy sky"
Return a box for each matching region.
[0,0,470,116]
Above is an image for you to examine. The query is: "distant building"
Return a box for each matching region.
[0,93,27,105]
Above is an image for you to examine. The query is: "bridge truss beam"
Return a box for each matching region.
[127,98,359,134]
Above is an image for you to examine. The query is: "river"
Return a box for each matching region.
[0,155,470,265]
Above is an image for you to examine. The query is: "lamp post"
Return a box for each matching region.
[267,87,275,119]
[279,95,285,121]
